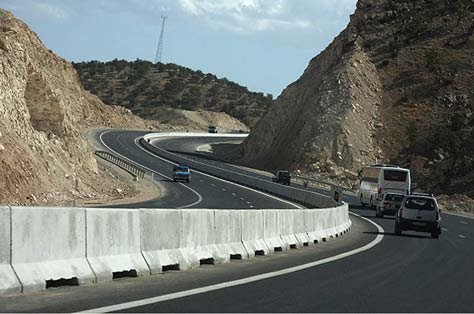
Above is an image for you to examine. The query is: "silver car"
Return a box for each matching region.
[376,193,405,218]
[395,194,441,239]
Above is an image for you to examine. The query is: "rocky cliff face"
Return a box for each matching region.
[0,9,159,205]
[240,0,474,195]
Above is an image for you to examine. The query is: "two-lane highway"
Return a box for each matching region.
[98,130,302,210]
[0,130,471,313]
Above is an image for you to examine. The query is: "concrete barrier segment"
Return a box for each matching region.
[278,210,303,249]
[262,210,287,252]
[140,209,190,273]
[241,210,270,257]
[0,206,22,295]
[86,208,150,283]
[180,210,226,268]
[10,207,95,293]
[214,210,248,260]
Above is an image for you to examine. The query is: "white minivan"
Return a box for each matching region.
[359,164,411,208]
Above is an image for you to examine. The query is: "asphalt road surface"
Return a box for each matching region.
[0,130,471,313]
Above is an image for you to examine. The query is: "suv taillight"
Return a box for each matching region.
[398,207,403,218]
[383,202,391,206]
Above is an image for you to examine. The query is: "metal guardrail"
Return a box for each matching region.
[95,150,145,179]
[293,175,355,193]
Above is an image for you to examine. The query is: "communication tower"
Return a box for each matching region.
[154,15,168,64]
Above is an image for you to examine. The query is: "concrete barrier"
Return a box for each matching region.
[0,206,21,295]
[86,208,149,283]
[140,209,189,273]
[180,209,226,267]
[279,210,303,248]
[293,209,312,246]
[242,210,270,257]
[263,210,288,252]
[214,210,248,260]
[10,207,95,293]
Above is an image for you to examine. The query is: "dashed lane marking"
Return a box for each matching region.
[442,228,448,232]
[232,193,237,196]
[222,188,227,192]
[458,235,466,238]
[136,136,304,209]
[460,221,468,225]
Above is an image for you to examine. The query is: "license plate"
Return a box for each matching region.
[412,222,425,226]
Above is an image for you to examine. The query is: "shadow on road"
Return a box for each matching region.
[363,231,431,239]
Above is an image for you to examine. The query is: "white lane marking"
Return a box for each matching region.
[99,131,203,209]
[240,197,245,201]
[221,188,227,192]
[211,184,216,187]
[460,221,468,225]
[231,193,237,196]
[78,213,384,313]
[137,137,304,209]
[249,205,254,208]
[443,211,474,220]
[442,228,448,232]
[246,201,251,205]
[458,235,466,238]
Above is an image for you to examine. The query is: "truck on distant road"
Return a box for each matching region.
[272,170,291,185]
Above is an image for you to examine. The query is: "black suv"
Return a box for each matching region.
[272,171,291,185]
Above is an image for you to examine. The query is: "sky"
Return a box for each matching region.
[0,0,357,97]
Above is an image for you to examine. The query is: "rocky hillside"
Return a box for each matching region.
[73,60,273,129]
[0,9,164,205]
[239,0,474,196]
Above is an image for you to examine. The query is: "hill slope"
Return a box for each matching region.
[73,60,273,129]
[0,9,162,205]
[239,0,474,196]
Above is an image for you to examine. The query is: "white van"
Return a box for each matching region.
[359,164,411,208]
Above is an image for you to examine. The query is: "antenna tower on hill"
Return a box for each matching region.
[154,15,168,64]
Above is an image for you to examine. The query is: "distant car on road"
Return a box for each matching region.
[173,165,191,183]
[208,125,217,133]
[272,171,291,185]
[395,193,441,239]
[376,192,405,218]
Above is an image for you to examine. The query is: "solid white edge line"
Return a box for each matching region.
[98,130,203,209]
[134,136,304,209]
[77,213,384,313]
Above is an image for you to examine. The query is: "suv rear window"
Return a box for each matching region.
[405,198,435,210]
[174,166,189,172]
[385,194,404,202]
[278,171,290,177]
[384,170,407,182]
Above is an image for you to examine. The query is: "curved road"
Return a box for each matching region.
[1,130,472,312]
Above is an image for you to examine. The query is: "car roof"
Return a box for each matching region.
[404,195,436,200]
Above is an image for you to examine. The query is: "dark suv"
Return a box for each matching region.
[395,194,441,239]
[272,171,291,185]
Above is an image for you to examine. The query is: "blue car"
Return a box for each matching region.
[173,165,191,183]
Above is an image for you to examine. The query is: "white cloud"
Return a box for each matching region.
[177,0,309,33]
[33,2,69,20]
